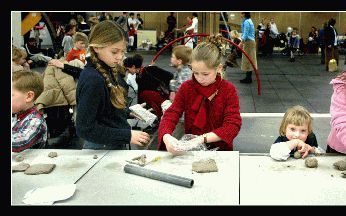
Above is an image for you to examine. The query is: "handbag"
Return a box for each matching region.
[328,48,337,72]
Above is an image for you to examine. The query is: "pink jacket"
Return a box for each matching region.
[327,77,346,153]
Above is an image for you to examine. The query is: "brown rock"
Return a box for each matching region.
[48,152,58,158]
[333,160,346,171]
[192,159,218,173]
[24,164,56,175]
[12,163,30,172]
[305,158,318,168]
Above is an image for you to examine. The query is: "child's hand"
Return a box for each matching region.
[130,130,150,147]
[297,143,314,159]
[163,134,183,156]
[48,59,64,69]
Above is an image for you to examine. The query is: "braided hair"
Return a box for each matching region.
[88,20,128,109]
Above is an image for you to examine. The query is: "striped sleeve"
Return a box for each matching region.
[12,117,46,152]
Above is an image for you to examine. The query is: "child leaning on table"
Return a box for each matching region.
[270,105,323,161]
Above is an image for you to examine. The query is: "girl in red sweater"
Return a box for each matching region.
[158,35,242,155]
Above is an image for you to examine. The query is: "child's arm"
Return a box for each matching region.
[12,117,46,152]
[270,139,305,161]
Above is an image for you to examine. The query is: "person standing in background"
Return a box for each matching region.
[185,12,198,48]
[318,22,327,64]
[324,18,339,71]
[166,12,177,34]
[239,12,257,84]
[137,13,144,30]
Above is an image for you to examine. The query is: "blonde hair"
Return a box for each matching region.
[191,34,226,77]
[77,14,85,23]
[88,20,128,109]
[230,30,239,39]
[192,34,226,68]
[172,45,192,65]
[12,70,43,101]
[73,32,88,45]
[279,105,313,136]
[12,46,27,62]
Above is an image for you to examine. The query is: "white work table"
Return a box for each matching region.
[11,149,109,205]
[56,150,240,205]
[240,154,346,205]
[12,150,346,205]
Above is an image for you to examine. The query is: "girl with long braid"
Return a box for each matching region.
[76,20,150,149]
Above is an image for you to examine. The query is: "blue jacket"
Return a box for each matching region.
[241,18,255,41]
[76,60,131,146]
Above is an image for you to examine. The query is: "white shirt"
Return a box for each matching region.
[186,17,198,33]
[270,22,279,35]
[128,17,140,30]
[270,142,324,161]
[126,72,138,91]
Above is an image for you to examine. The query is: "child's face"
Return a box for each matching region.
[285,123,309,142]
[127,65,141,75]
[191,60,219,86]
[12,86,30,114]
[75,41,86,50]
[94,40,126,68]
[170,54,181,67]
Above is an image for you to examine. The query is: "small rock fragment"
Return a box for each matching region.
[93,155,98,159]
[341,171,346,178]
[192,159,218,173]
[293,151,301,159]
[15,155,24,162]
[333,160,346,171]
[12,163,30,172]
[305,158,318,168]
[24,164,56,175]
[48,152,58,158]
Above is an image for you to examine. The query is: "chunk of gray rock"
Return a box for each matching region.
[48,152,58,158]
[293,151,301,159]
[305,158,318,168]
[24,164,56,175]
[192,159,218,173]
[12,163,30,172]
[333,160,346,171]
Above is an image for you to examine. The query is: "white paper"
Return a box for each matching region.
[23,184,76,205]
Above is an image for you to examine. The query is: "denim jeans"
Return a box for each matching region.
[83,140,128,150]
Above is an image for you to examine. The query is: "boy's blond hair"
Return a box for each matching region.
[172,45,192,65]
[12,46,27,62]
[230,30,239,39]
[12,70,44,101]
[279,105,313,136]
[73,32,88,45]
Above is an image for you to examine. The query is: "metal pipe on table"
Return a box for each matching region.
[124,164,194,188]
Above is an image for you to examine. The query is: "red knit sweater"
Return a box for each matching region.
[158,77,242,151]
